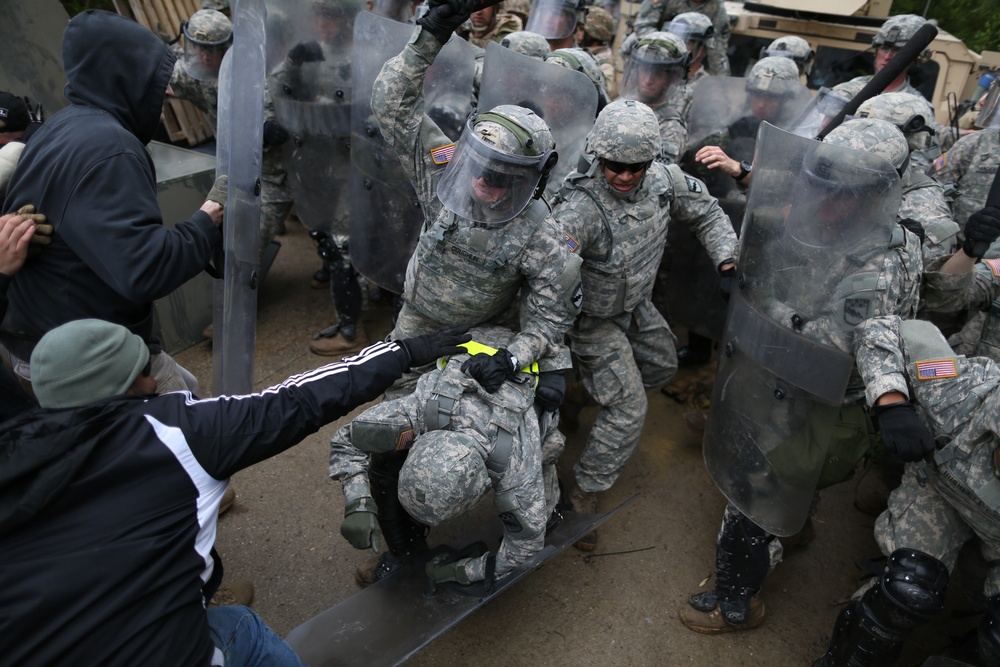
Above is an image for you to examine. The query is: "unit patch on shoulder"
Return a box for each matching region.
[915,358,958,380]
[843,297,872,326]
[685,176,702,193]
[430,143,455,165]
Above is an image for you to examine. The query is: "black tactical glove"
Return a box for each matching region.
[417,0,504,45]
[461,347,518,393]
[719,263,737,302]
[873,401,936,463]
[262,120,290,149]
[898,217,926,245]
[397,325,472,367]
[287,40,325,65]
[962,206,1000,259]
[535,370,566,413]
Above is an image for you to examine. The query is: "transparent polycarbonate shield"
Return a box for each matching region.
[703,123,902,536]
[213,0,266,396]
[787,86,851,139]
[349,12,477,293]
[479,41,598,199]
[268,0,365,234]
[524,0,581,40]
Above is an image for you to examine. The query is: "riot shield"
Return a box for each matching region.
[786,86,851,139]
[267,0,365,235]
[479,41,598,199]
[661,76,809,341]
[349,13,477,293]
[212,0,266,396]
[703,123,902,536]
[285,495,637,667]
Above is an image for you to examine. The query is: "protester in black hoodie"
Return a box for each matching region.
[0,10,225,403]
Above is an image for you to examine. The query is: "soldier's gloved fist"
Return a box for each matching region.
[417,0,503,45]
[873,401,936,463]
[263,120,290,149]
[425,554,474,585]
[288,40,325,65]
[461,347,517,393]
[340,497,383,552]
[16,205,52,246]
[398,325,472,368]
[719,263,737,302]
[962,206,1000,259]
[206,175,227,208]
[535,370,567,413]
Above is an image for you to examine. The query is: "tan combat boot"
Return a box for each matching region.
[678,595,765,634]
[309,322,370,357]
[569,485,599,552]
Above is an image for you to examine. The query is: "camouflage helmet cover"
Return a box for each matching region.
[199,0,230,11]
[500,31,552,60]
[184,9,233,45]
[822,117,910,173]
[666,11,714,45]
[397,430,490,526]
[582,6,614,42]
[472,104,556,158]
[856,92,935,150]
[545,48,609,105]
[760,35,814,66]
[873,14,927,48]
[586,98,660,163]
[633,30,690,66]
[505,0,532,18]
[745,56,801,96]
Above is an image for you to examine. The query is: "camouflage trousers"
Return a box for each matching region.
[539,409,567,516]
[570,299,678,493]
[259,199,293,261]
[873,450,1000,599]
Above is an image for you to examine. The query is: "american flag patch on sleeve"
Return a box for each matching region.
[430,143,455,165]
[565,233,579,253]
[984,258,1000,277]
[915,358,958,380]
[395,429,415,451]
[933,153,947,172]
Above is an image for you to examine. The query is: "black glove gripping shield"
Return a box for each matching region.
[285,494,638,666]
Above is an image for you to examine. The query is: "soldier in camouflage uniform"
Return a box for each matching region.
[524,0,586,51]
[855,92,960,264]
[459,1,522,48]
[373,1,582,405]
[576,6,617,99]
[619,31,692,165]
[472,30,550,99]
[550,99,738,550]
[664,12,714,122]
[679,119,925,634]
[633,0,729,75]
[329,325,548,586]
[813,315,1000,666]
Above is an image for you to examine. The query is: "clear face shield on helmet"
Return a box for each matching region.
[787,87,850,138]
[524,0,584,40]
[437,113,558,225]
[182,27,232,81]
[786,145,899,249]
[620,52,688,108]
[975,77,1000,130]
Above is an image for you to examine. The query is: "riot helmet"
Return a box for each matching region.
[505,0,532,24]
[580,6,614,44]
[787,118,905,248]
[745,56,802,122]
[666,12,713,48]
[856,92,936,152]
[397,430,491,526]
[619,31,691,108]
[872,14,930,67]
[181,9,233,80]
[759,35,814,76]
[975,76,1000,130]
[545,48,610,112]
[500,31,552,60]
[524,0,587,41]
[586,99,659,197]
[437,105,558,224]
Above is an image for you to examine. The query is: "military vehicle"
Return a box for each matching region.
[612,0,998,128]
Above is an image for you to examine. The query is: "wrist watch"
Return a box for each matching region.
[733,160,752,181]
